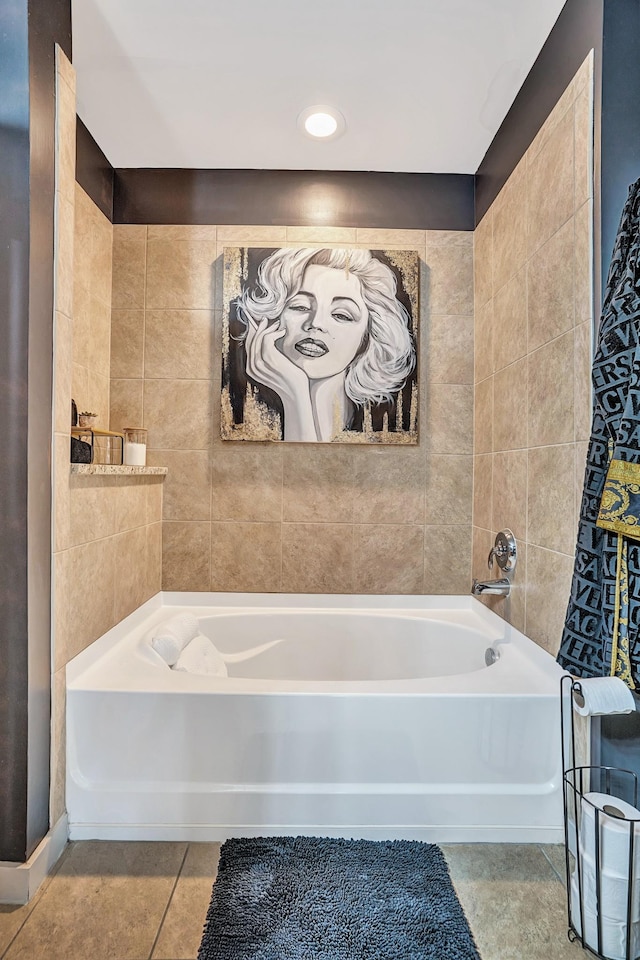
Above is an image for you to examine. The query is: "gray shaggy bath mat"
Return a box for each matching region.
[197,836,481,959]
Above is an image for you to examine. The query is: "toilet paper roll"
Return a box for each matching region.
[580,792,640,874]
[570,888,640,960]
[573,855,640,922]
[586,869,639,923]
[572,677,636,716]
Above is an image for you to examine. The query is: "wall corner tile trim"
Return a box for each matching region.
[473,55,594,659]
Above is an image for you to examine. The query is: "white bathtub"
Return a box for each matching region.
[66,593,565,843]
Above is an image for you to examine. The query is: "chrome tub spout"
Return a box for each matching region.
[472,577,511,597]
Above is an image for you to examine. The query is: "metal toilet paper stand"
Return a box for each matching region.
[561,675,640,960]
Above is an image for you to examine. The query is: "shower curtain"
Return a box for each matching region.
[558,178,640,689]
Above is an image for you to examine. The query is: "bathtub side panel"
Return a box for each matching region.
[66,688,562,839]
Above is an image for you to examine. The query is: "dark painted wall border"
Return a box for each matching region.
[475,0,604,224]
[112,169,474,230]
[74,123,475,229]
[76,118,114,221]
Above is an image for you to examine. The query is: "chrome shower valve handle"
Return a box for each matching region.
[492,529,517,573]
[473,530,517,598]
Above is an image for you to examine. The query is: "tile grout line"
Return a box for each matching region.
[147,843,190,960]
[538,844,566,886]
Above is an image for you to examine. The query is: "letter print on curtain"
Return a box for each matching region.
[558,179,640,689]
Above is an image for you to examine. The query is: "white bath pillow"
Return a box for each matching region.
[173,634,228,677]
[151,613,199,666]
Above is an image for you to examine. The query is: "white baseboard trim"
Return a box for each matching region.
[0,814,69,905]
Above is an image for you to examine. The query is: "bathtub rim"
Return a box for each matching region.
[65,591,564,697]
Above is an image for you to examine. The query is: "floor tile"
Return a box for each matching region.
[443,843,558,882]
[152,843,220,960]
[4,842,187,960]
[443,844,581,960]
[453,879,580,960]
[0,904,33,958]
[0,856,62,957]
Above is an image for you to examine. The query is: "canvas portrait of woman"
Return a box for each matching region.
[221,247,419,444]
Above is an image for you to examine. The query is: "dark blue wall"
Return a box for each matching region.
[593,0,640,777]
[0,0,31,865]
[600,0,640,284]
[0,0,71,863]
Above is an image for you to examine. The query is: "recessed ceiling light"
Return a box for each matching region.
[297,105,346,141]
[306,112,337,137]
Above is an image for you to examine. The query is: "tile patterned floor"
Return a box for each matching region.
[0,841,585,959]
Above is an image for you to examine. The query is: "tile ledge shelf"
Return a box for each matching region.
[70,464,167,477]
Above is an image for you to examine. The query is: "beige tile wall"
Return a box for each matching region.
[472,53,594,655]
[51,50,164,825]
[72,184,113,426]
[111,228,475,593]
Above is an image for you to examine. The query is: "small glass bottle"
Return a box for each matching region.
[123,427,147,466]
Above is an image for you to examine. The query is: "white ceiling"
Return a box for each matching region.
[72,0,567,173]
